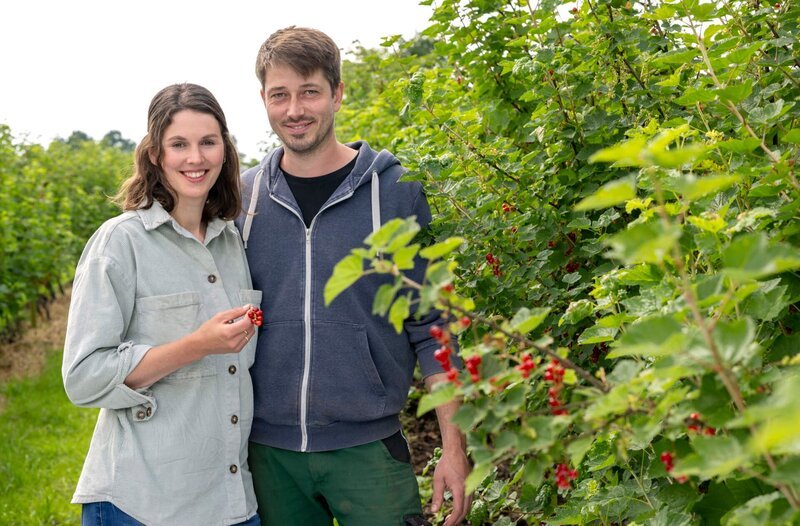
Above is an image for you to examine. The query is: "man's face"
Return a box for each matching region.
[260,63,343,156]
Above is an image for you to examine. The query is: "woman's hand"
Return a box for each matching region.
[124,305,258,388]
[191,305,257,356]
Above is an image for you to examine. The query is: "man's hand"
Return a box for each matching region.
[431,445,472,525]
[425,372,472,525]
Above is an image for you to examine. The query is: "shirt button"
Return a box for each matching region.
[146,407,152,417]
[136,410,146,420]
[231,415,239,424]
[229,464,238,474]
[228,365,237,375]
[207,274,217,283]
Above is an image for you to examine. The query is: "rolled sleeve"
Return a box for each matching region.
[63,255,154,409]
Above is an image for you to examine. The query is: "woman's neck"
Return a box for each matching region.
[170,200,207,243]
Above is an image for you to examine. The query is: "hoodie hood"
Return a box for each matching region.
[240,141,402,248]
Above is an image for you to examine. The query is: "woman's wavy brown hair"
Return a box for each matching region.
[117,83,241,221]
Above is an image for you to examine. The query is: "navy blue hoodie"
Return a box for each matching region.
[236,141,452,452]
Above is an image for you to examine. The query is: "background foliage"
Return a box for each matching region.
[335,0,800,523]
[0,127,130,341]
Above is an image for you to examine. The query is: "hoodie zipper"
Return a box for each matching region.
[270,190,353,452]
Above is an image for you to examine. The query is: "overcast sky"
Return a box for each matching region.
[0,1,434,161]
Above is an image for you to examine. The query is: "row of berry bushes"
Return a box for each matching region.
[334,0,800,523]
[0,126,130,341]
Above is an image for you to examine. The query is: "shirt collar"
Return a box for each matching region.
[136,200,229,244]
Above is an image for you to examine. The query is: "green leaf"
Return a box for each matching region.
[608,315,685,358]
[465,462,493,494]
[749,100,784,125]
[715,79,753,103]
[651,48,698,66]
[783,129,800,144]
[388,294,410,334]
[722,233,800,280]
[324,253,364,305]
[679,174,741,201]
[567,435,594,466]
[716,138,761,153]
[419,237,464,261]
[749,373,800,456]
[687,214,727,233]
[675,87,716,106]
[588,137,647,167]
[559,299,595,327]
[365,217,406,248]
[725,43,763,65]
[713,318,757,364]
[510,307,551,334]
[394,244,420,270]
[574,177,636,211]
[675,436,750,479]
[372,282,400,317]
[417,382,457,417]
[578,324,618,345]
[647,143,709,168]
[606,221,682,264]
[720,492,786,526]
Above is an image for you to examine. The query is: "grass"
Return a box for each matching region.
[0,350,96,525]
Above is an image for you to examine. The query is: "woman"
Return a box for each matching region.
[62,83,261,525]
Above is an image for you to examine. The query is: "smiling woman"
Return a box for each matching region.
[61,83,263,526]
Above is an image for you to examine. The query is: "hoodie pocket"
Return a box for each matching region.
[308,321,387,426]
[251,320,305,426]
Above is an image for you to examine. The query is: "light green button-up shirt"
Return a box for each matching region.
[62,202,261,525]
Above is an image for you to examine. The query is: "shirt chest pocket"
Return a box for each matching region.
[133,292,211,380]
[133,291,202,347]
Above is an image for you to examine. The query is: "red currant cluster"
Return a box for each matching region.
[544,359,567,415]
[660,451,688,483]
[459,316,471,328]
[660,451,674,473]
[430,325,459,384]
[554,463,578,490]
[515,353,535,378]
[501,202,514,213]
[686,412,716,436]
[247,307,263,327]
[565,261,580,274]
[485,253,502,277]
[464,355,482,383]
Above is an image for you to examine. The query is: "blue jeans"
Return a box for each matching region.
[82,502,261,526]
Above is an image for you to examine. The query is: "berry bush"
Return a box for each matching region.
[0,127,129,341]
[333,0,800,523]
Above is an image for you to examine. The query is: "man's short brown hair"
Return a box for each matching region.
[255,26,341,94]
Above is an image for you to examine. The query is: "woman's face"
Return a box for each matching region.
[156,109,225,209]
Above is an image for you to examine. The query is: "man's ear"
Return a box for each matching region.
[333,81,344,111]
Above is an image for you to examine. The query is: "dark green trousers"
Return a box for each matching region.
[249,440,424,526]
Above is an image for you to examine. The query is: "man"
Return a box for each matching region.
[236,26,471,526]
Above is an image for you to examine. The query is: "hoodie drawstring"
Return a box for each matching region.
[241,167,381,250]
[241,166,264,249]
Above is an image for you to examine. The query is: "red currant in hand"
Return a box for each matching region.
[246,307,264,327]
